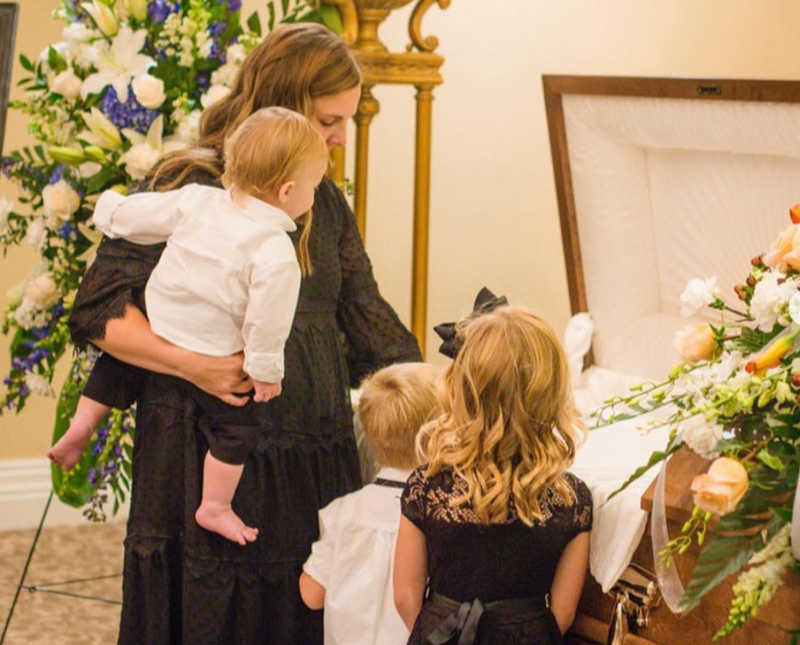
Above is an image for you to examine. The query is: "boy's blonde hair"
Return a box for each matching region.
[221,106,328,202]
[417,306,585,527]
[358,362,441,470]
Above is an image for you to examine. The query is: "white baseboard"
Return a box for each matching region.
[0,458,129,531]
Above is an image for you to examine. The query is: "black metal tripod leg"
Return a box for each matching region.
[0,489,53,645]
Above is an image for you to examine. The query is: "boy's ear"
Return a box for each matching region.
[277,180,295,204]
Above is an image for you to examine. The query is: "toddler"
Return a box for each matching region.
[299,362,441,645]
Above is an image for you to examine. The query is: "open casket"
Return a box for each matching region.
[542,75,800,644]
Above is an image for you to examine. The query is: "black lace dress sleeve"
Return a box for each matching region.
[566,473,593,536]
[330,184,422,386]
[401,466,428,529]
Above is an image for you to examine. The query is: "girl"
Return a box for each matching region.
[394,306,592,644]
[67,22,420,644]
[49,107,329,546]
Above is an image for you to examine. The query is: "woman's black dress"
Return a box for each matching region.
[400,467,593,644]
[69,174,421,644]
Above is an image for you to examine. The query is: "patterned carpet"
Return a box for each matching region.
[0,521,124,644]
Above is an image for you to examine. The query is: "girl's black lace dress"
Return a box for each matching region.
[401,467,593,644]
[69,174,421,645]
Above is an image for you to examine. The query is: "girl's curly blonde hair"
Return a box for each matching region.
[417,306,585,526]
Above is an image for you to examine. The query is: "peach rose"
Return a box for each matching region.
[763,224,800,272]
[673,322,715,362]
[690,457,748,516]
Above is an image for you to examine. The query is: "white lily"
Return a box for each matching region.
[120,115,186,180]
[82,0,119,37]
[83,107,123,150]
[80,26,154,102]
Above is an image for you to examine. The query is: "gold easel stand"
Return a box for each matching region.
[326,0,451,354]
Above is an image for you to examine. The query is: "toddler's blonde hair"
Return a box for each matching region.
[358,362,441,470]
[417,306,585,526]
[220,107,329,274]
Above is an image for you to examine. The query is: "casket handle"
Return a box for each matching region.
[696,84,722,96]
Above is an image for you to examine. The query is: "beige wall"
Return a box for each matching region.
[4,0,800,457]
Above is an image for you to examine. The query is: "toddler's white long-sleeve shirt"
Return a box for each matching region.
[93,184,300,383]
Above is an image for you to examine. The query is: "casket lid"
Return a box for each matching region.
[543,75,800,379]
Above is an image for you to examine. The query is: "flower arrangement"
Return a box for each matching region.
[0,0,342,520]
[593,209,800,640]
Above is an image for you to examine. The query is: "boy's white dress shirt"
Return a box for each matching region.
[303,467,411,645]
[93,184,300,382]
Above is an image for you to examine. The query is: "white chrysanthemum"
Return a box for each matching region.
[174,109,201,144]
[679,414,723,459]
[132,74,166,109]
[24,372,55,398]
[750,272,798,332]
[680,277,720,317]
[210,62,238,88]
[62,22,96,43]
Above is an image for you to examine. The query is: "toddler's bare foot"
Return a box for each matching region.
[47,425,92,471]
[195,501,259,546]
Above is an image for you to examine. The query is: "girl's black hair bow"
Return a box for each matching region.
[433,287,508,359]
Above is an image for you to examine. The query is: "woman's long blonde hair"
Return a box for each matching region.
[417,306,585,526]
[148,23,361,274]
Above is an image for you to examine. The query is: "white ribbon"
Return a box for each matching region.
[792,469,800,560]
[651,455,686,613]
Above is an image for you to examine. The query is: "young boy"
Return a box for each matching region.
[299,362,440,645]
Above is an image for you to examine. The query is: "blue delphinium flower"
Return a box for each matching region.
[226,0,242,12]
[59,222,76,240]
[209,21,226,37]
[1,158,14,178]
[101,86,158,134]
[148,0,180,24]
[49,165,65,185]
[196,73,210,90]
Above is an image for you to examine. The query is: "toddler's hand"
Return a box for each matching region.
[253,380,281,403]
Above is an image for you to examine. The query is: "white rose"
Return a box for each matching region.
[120,143,160,180]
[24,272,60,309]
[132,74,166,109]
[51,68,83,100]
[679,415,724,459]
[210,63,238,88]
[0,196,13,235]
[42,180,81,221]
[200,85,231,109]
[174,109,201,143]
[25,218,48,250]
[680,276,719,317]
[226,43,246,66]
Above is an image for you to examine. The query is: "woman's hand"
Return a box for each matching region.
[95,304,253,406]
[178,352,254,406]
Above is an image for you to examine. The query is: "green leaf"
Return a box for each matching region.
[758,448,785,471]
[607,442,683,501]
[770,506,792,523]
[246,10,261,36]
[281,0,290,15]
[47,47,67,74]
[317,4,344,34]
[85,166,123,195]
[680,514,784,612]
[19,54,34,71]
[267,2,276,30]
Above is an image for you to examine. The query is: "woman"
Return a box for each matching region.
[69,23,421,644]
